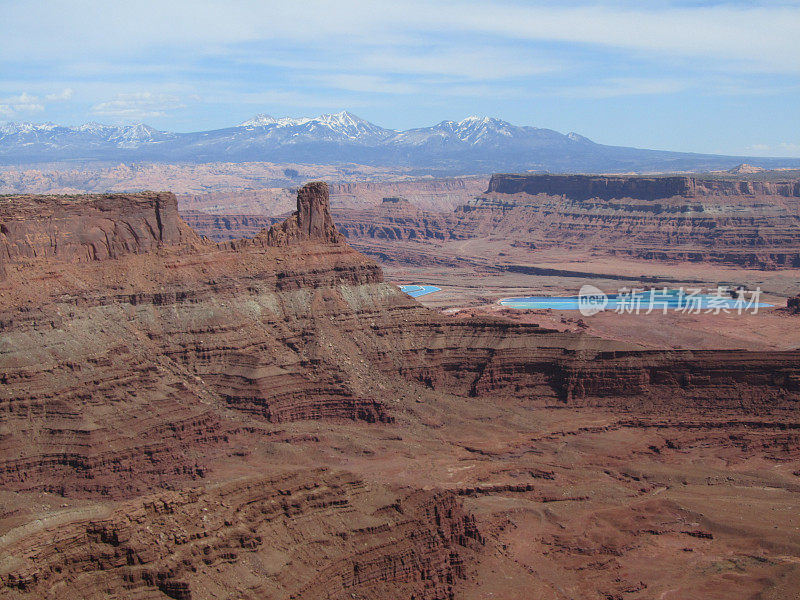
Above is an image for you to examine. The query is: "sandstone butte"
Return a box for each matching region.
[0,182,799,600]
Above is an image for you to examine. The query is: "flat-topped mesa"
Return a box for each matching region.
[263,181,344,246]
[487,173,800,201]
[0,192,197,271]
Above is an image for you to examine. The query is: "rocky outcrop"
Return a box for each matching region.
[263,181,343,246]
[0,192,195,263]
[729,163,766,175]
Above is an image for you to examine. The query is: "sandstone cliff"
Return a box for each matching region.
[475,173,800,268]
[486,173,800,200]
[180,211,280,240]
[0,192,200,279]
[0,192,195,262]
[231,173,799,270]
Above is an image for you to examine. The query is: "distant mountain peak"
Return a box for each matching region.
[460,115,491,123]
[0,121,59,134]
[1,114,797,173]
[567,132,594,144]
[326,110,360,119]
[318,111,364,124]
[107,123,167,148]
[240,113,276,127]
[239,114,307,128]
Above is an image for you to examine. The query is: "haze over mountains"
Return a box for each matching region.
[2,111,799,174]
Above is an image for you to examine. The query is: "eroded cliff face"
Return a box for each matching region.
[179,211,280,241]
[1,471,482,600]
[1,183,799,599]
[2,182,796,498]
[468,173,800,268]
[334,198,464,244]
[267,173,800,270]
[0,192,196,264]
[486,173,800,200]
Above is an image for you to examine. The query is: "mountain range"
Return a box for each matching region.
[2,111,798,174]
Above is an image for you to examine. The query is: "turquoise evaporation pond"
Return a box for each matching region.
[499,291,773,311]
[399,284,441,298]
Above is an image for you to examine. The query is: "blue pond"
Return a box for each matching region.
[499,290,772,311]
[400,284,441,298]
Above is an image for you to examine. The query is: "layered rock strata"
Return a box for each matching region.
[1,181,799,599]
[326,173,800,269]
[179,211,279,241]
[0,192,194,278]
[0,470,482,600]
[486,173,800,199]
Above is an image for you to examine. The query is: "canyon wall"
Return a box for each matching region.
[320,173,800,269]
[330,177,486,211]
[473,174,800,268]
[179,172,800,271]
[1,471,482,600]
[180,211,279,240]
[1,184,797,500]
[486,173,800,200]
[334,198,464,243]
[0,192,196,268]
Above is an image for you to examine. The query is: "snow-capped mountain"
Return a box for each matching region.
[0,113,796,173]
[237,111,395,144]
[387,116,573,152]
[109,123,171,148]
[0,121,173,156]
[239,114,311,128]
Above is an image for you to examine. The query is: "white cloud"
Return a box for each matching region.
[429,3,800,73]
[362,47,563,81]
[747,144,771,153]
[308,74,421,95]
[91,92,186,120]
[45,88,74,101]
[0,88,74,118]
[2,1,799,73]
[0,92,45,116]
[745,142,800,157]
[558,77,689,98]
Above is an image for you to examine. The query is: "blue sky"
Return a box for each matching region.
[1,0,799,156]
